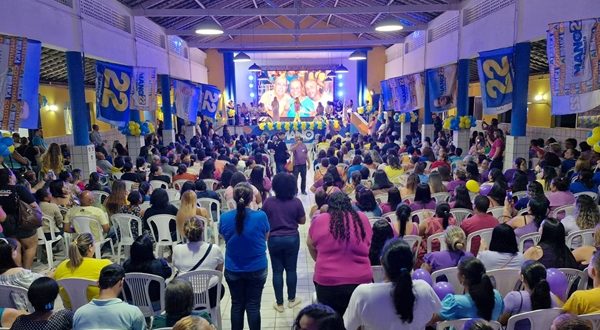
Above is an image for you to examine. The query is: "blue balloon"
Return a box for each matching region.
[0,144,8,157]
[1,137,13,146]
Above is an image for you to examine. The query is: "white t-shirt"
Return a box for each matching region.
[173,241,224,275]
[478,250,524,271]
[344,280,441,330]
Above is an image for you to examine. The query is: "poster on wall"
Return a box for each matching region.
[0,35,41,131]
[427,64,458,112]
[131,66,157,112]
[477,46,514,115]
[387,73,424,113]
[547,18,600,116]
[257,69,334,119]
[199,83,221,119]
[173,79,200,124]
[96,60,133,126]
[380,80,394,111]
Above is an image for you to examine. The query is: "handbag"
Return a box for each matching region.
[16,192,42,231]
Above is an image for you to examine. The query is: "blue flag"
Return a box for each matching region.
[477,46,514,115]
[96,61,133,126]
[199,83,221,119]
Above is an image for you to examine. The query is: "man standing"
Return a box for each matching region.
[273,132,289,174]
[73,264,146,330]
[432,113,443,141]
[90,124,103,147]
[291,135,309,195]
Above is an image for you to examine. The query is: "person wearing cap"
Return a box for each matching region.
[73,264,146,330]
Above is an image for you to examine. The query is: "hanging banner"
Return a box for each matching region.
[19,40,41,129]
[388,73,424,113]
[547,18,600,115]
[131,66,157,112]
[199,83,221,119]
[477,46,514,115]
[427,63,458,112]
[380,80,394,111]
[173,79,200,124]
[0,35,36,131]
[96,61,133,126]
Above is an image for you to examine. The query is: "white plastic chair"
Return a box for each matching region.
[550,205,574,219]
[177,270,223,330]
[71,216,114,258]
[574,191,599,203]
[487,207,504,220]
[431,267,462,294]
[579,313,600,329]
[215,189,228,210]
[165,189,180,201]
[518,232,541,253]
[427,232,448,253]
[432,192,451,204]
[57,278,98,311]
[90,190,109,205]
[402,235,422,262]
[381,211,397,224]
[122,180,137,192]
[466,228,494,255]
[111,213,142,263]
[173,179,190,190]
[487,268,523,296]
[203,179,219,191]
[449,208,473,227]
[197,198,220,243]
[0,284,33,311]
[410,209,435,224]
[37,216,65,269]
[437,319,502,330]
[150,180,168,190]
[170,200,181,209]
[368,216,383,227]
[122,272,166,317]
[506,308,562,330]
[559,268,589,298]
[140,201,151,212]
[566,229,596,250]
[372,265,385,283]
[146,215,181,256]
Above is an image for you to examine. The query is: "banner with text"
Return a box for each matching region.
[477,46,514,115]
[174,79,200,124]
[382,73,424,113]
[380,80,393,111]
[131,66,157,112]
[427,63,458,113]
[96,61,133,126]
[547,18,600,115]
[199,83,221,119]
[0,35,41,131]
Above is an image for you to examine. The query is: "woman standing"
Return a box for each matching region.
[488,129,505,170]
[307,192,373,316]
[261,173,305,312]
[219,183,270,330]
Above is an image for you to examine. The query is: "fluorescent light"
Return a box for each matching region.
[375,17,404,32]
[248,63,262,72]
[194,21,224,35]
[348,50,367,60]
[233,52,251,62]
[336,64,349,73]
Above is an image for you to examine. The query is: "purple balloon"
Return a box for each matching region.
[479,184,492,196]
[412,269,433,286]
[546,268,569,301]
[433,282,455,301]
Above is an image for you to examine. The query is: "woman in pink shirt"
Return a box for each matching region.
[488,129,505,170]
[307,192,373,316]
[546,176,575,211]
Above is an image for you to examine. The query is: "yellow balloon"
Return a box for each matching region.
[587,137,597,146]
[466,180,480,193]
[7,145,14,153]
[593,127,600,136]
[594,143,600,154]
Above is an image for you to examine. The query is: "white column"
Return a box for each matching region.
[126,135,145,159]
[163,129,176,145]
[183,125,195,142]
[400,122,411,140]
[504,135,529,170]
[422,124,434,143]
[71,145,96,177]
[452,130,471,153]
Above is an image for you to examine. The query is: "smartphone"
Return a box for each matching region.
[506,190,513,202]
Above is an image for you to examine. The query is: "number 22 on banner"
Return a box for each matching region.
[101,69,131,111]
[483,56,513,99]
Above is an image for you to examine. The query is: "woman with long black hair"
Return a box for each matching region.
[249,165,271,202]
[523,218,579,269]
[344,239,441,330]
[368,219,394,265]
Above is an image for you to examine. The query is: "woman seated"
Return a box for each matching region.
[176,191,209,238]
[49,179,74,208]
[477,224,524,270]
[395,204,419,237]
[523,218,579,269]
[53,233,113,309]
[294,304,345,330]
[400,173,419,199]
[431,257,504,323]
[0,239,43,310]
[311,173,341,196]
[572,226,600,266]
[546,177,576,211]
[419,203,455,252]
[428,172,447,194]
[344,171,363,195]
[506,198,549,247]
[152,279,212,328]
[383,154,404,184]
[142,189,179,241]
[346,156,365,182]
[422,226,472,273]
[36,187,64,241]
[487,182,507,208]
[561,194,600,248]
[344,239,441,330]
[353,188,382,217]
[313,158,329,184]
[380,187,401,214]
[123,235,172,311]
[173,216,224,308]
[410,183,436,212]
[224,172,262,210]
[538,166,558,192]
[149,164,171,186]
[370,170,393,197]
[309,190,329,220]
[10,277,73,329]
[368,219,394,266]
[430,153,450,171]
[570,169,597,194]
[450,185,473,210]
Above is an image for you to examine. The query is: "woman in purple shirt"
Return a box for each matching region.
[410,183,436,212]
[422,225,472,273]
[261,173,306,313]
[546,176,575,211]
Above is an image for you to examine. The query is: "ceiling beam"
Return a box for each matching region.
[132,4,459,17]
[167,25,423,36]
[189,37,405,49]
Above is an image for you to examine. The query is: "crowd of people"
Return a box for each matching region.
[0,116,599,330]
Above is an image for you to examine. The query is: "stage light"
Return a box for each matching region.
[233,52,251,62]
[336,64,348,74]
[375,17,404,32]
[337,91,344,97]
[194,21,224,35]
[348,50,367,61]
[338,82,344,87]
[250,92,255,98]
[248,63,262,72]
[248,75,254,81]
[249,83,254,88]
[337,73,343,79]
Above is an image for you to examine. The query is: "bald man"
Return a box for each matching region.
[64,190,110,235]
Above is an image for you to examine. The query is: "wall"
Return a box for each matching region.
[367,47,386,93]
[205,49,225,91]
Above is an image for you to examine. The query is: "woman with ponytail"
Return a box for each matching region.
[499,261,558,327]
[344,239,441,330]
[422,226,472,273]
[219,182,270,330]
[417,203,456,264]
[394,204,418,237]
[433,256,503,322]
[53,233,112,309]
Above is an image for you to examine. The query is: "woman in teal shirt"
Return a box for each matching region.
[431,256,504,324]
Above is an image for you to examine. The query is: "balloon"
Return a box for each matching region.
[587,136,599,146]
[7,145,14,154]
[0,144,8,157]
[433,282,455,301]
[1,137,13,145]
[546,268,568,301]
[593,127,600,136]
[466,179,480,193]
[594,143,600,154]
[479,184,492,196]
[412,269,433,286]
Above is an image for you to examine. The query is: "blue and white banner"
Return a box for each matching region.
[0,35,41,131]
[174,79,200,124]
[427,63,457,112]
[380,80,393,111]
[381,73,424,113]
[547,18,600,115]
[96,60,133,126]
[131,66,157,112]
[477,46,514,115]
[199,83,221,119]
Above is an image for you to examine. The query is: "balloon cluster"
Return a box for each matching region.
[443,115,477,131]
[227,109,236,118]
[410,112,418,123]
[412,269,454,301]
[393,112,418,124]
[0,134,15,158]
[357,107,365,115]
[586,127,600,153]
[120,120,155,137]
[258,119,331,132]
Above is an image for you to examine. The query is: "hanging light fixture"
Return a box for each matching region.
[327,70,337,78]
[257,71,270,81]
[374,16,404,32]
[348,50,367,61]
[248,63,262,72]
[194,21,224,35]
[336,64,349,73]
[324,77,332,82]
[233,52,251,62]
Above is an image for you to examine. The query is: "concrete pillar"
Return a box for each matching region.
[126,135,145,159]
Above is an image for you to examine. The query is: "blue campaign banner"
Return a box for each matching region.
[173,79,200,124]
[20,39,41,129]
[247,126,325,144]
[96,61,133,126]
[477,46,514,115]
[380,80,393,111]
[199,83,221,119]
[427,63,458,113]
